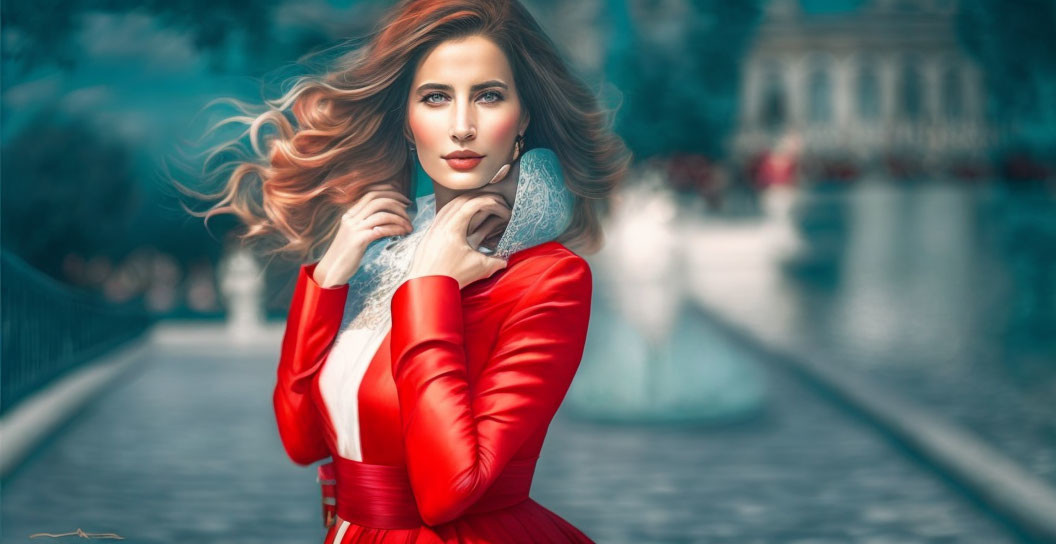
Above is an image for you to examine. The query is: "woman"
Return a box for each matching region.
[191,0,629,541]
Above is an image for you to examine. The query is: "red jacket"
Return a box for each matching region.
[273,240,592,530]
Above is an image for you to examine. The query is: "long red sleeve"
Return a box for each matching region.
[389,255,593,526]
[274,262,348,466]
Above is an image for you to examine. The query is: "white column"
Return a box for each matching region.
[964,62,985,127]
[785,54,807,129]
[834,55,855,130]
[964,62,988,152]
[924,57,942,125]
[923,57,943,156]
[879,54,899,124]
[741,57,762,129]
[879,53,902,154]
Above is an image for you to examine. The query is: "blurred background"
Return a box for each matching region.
[2,0,1054,542]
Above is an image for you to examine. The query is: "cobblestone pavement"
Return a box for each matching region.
[1,323,1020,543]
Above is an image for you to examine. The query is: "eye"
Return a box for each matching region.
[479,90,504,103]
[421,92,447,105]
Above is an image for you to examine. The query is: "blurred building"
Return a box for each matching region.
[734,0,993,176]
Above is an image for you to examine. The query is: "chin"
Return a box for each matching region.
[430,169,488,191]
[437,177,482,191]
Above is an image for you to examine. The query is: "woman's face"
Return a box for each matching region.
[407,35,529,195]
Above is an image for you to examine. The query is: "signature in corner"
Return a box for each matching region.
[29,528,124,539]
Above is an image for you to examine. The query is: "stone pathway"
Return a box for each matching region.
[1,321,1019,543]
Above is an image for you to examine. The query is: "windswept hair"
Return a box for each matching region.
[177,0,631,263]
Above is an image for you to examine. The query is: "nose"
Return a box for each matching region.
[450,100,476,143]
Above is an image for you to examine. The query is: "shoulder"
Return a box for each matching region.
[493,241,591,300]
[506,239,588,274]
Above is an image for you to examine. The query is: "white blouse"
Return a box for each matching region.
[318,193,436,461]
[318,325,389,461]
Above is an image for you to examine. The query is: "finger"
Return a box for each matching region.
[433,192,474,221]
[467,210,486,234]
[452,196,510,232]
[356,196,413,223]
[366,189,412,206]
[371,196,411,222]
[451,193,508,223]
[467,203,503,232]
[366,222,412,243]
[358,188,412,211]
[368,210,413,231]
[467,214,497,247]
[465,204,510,239]
[467,214,508,248]
[479,253,508,277]
[360,211,412,232]
[467,203,511,235]
[346,189,408,220]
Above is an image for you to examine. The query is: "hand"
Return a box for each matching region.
[313,182,413,287]
[406,192,511,289]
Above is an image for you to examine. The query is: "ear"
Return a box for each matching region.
[404,122,415,145]
[518,111,530,136]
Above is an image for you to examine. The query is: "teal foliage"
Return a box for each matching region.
[958,0,1056,155]
[608,0,763,159]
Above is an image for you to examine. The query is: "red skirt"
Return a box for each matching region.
[320,455,595,543]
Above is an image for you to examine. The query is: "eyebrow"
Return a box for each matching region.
[415,80,509,94]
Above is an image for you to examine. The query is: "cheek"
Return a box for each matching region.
[482,111,519,144]
[407,107,445,148]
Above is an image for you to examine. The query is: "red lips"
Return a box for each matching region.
[443,150,485,171]
[445,157,483,171]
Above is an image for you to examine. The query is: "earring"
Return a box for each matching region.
[488,164,510,184]
[487,134,525,185]
[408,142,416,152]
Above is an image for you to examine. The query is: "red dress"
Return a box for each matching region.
[273,240,596,543]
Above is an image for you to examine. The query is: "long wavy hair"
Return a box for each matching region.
[179,0,631,263]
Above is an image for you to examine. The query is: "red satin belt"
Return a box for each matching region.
[323,456,539,529]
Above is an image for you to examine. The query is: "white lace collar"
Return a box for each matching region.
[338,147,574,331]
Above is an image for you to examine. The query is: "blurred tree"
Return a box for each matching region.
[610,0,762,160]
[2,1,394,275]
[2,0,283,78]
[958,0,1056,157]
[1,109,139,279]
